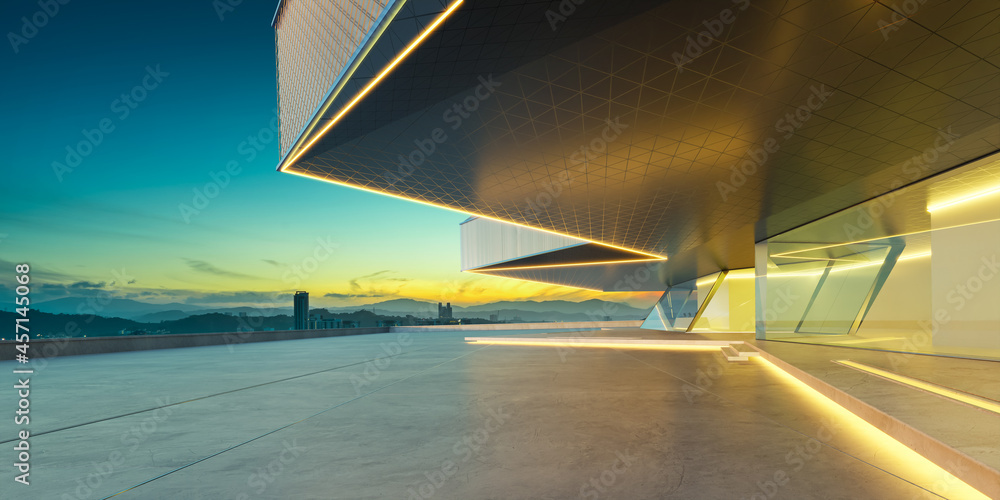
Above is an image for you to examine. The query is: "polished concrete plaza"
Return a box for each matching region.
[0,329,993,499]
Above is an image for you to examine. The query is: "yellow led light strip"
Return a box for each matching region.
[284,170,668,260]
[753,357,989,499]
[822,336,906,345]
[766,251,931,278]
[769,217,1000,259]
[927,184,1000,212]
[275,0,668,262]
[475,257,665,272]
[279,0,465,173]
[465,337,726,350]
[281,1,409,161]
[692,251,931,285]
[695,269,754,287]
[775,255,873,262]
[463,269,605,292]
[835,360,1000,415]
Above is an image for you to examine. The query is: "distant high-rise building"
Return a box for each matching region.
[294,291,309,330]
[438,302,452,319]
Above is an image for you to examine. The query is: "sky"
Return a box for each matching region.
[0,0,660,311]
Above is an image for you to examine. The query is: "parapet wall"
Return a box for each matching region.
[391,320,642,332]
[0,321,642,359]
[0,327,389,359]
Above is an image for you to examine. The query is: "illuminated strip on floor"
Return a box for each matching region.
[834,359,1000,415]
[464,336,992,497]
[465,337,732,350]
[821,336,907,345]
[753,357,989,499]
[279,0,465,172]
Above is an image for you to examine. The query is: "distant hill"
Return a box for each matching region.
[461,299,640,315]
[330,298,648,321]
[0,310,294,340]
[33,297,205,320]
[336,298,436,314]
[135,306,291,323]
[26,297,649,326]
[0,295,648,339]
[134,309,193,323]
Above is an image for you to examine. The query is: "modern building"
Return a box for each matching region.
[308,312,342,330]
[273,0,999,360]
[437,301,453,319]
[270,1,999,496]
[293,290,309,330]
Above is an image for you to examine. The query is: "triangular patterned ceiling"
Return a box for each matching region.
[278,0,1000,284]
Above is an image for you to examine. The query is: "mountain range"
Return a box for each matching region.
[30,297,649,322]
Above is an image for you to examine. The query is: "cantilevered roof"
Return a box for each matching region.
[277,0,1000,284]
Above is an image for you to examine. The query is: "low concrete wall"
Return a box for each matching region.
[391,320,642,332]
[0,327,389,359]
[0,321,642,359]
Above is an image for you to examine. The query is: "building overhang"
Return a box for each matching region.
[276,0,1000,287]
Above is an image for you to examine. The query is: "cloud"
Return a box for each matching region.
[325,292,385,299]
[262,259,282,267]
[68,281,106,289]
[182,258,258,280]
[326,270,411,300]
[182,291,291,305]
[0,258,79,285]
[358,270,394,280]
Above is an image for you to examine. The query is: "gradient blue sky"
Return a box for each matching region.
[0,0,659,310]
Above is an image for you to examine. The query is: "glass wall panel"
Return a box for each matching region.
[689,269,755,333]
[763,244,894,336]
[642,270,755,333]
[641,280,699,332]
[756,152,1000,360]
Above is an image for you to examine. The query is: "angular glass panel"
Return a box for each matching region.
[641,280,699,331]
[689,269,755,333]
[755,151,1000,360]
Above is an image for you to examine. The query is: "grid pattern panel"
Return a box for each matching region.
[460,217,586,270]
[274,0,390,157]
[283,0,1000,264]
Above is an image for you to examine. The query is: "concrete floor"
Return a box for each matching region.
[0,329,990,499]
[751,336,1000,474]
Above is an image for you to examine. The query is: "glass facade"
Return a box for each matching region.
[645,153,1000,361]
[756,153,1000,360]
[642,269,755,333]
